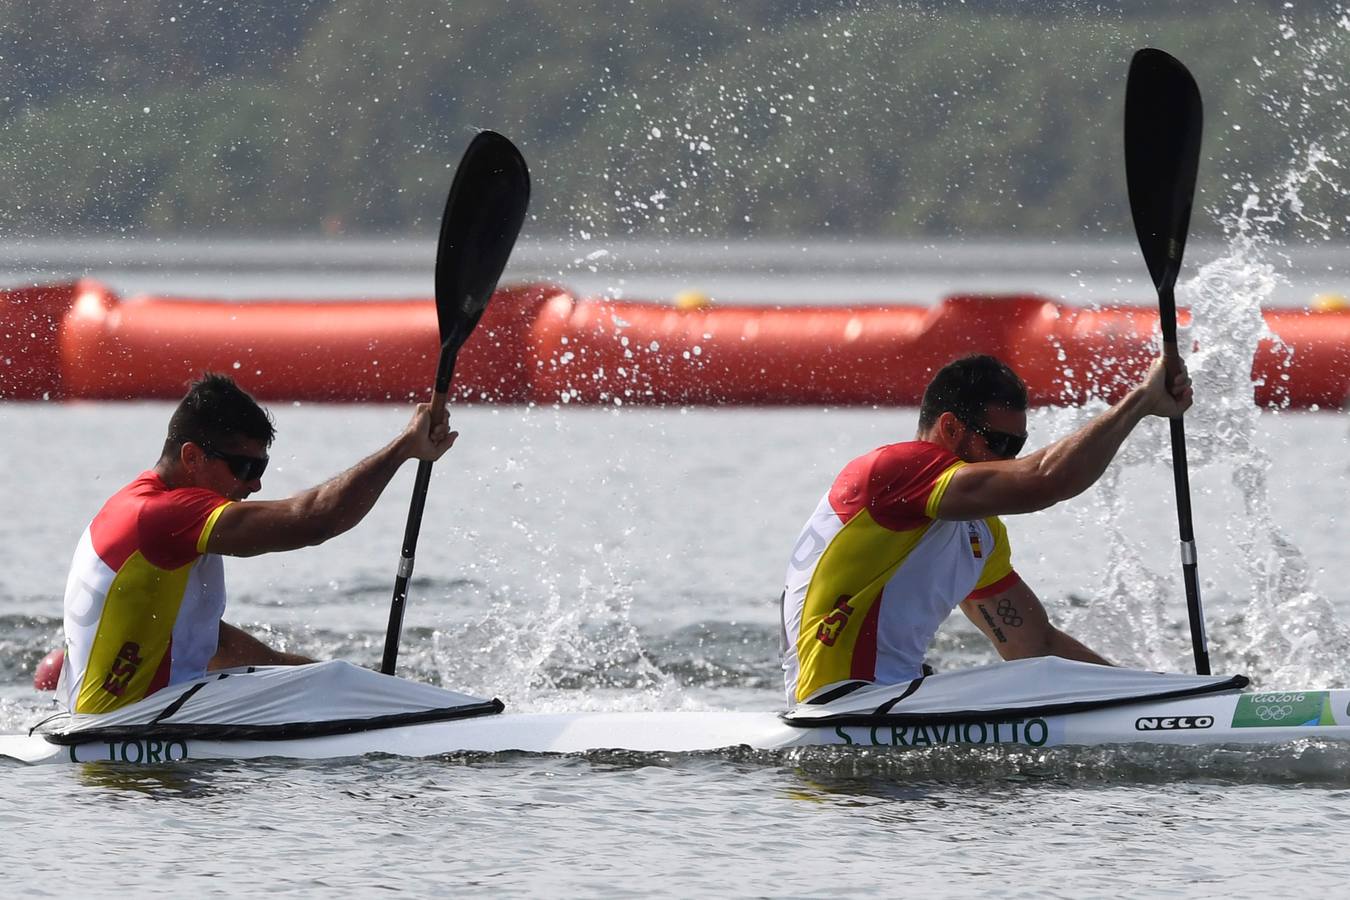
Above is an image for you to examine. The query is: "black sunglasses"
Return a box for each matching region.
[959,419,1027,459]
[200,443,269,481]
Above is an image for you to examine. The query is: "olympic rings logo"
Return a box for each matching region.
[1255,704,1296,721]
[996,598,1023,628]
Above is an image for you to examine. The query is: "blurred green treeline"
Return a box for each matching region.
[2,0,1347,239]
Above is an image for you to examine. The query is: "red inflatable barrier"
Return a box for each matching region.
[0,279,561,403]
[0,281,79,400]
[530,291,941,405]
[529,292,1348,409]
[2,279,1349,408]
[529,293,1176,407]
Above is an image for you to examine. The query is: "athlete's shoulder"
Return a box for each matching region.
[139,479,230,527]
[851,440,961,488]
[86,475,143,569]
[830,441,963,527]
[91,471,161,530]
[873,440,959,468]
[100,471,225,520]
[100,471,229,568]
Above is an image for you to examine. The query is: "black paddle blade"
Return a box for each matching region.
[1125,48,1202,297]
[434,130,531,371]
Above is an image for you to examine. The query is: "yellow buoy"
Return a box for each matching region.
[1313,293,1349,312]
[673,290,712,311]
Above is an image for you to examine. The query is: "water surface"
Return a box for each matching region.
[4,399,1350,895]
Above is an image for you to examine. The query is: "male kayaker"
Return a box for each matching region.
[59,373,456,714]
[780,353,1192,704]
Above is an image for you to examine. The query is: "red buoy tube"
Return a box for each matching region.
[33,648,63,691]
[529,292,1174,407]
[4,280,1350,408]
[56,282,563,403]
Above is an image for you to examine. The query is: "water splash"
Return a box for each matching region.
[1056,234,1350,685]
[1179,243,1350,685]
[413,414,690,713]
[1225,6,1350,245]
[432,571,685,715]
[1193,5,1350,686]
[1061,15,1350,682]
[1061,460,1187,673]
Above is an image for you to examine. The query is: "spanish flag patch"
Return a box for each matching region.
[967,523,983,559]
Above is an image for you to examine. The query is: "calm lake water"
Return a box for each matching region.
[5,246,1350,895]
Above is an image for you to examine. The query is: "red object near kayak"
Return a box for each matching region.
[33,648,63,691]
[1,279,1347,408]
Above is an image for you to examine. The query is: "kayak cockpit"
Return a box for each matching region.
[782,657,1248,727]
[34,660,502,746]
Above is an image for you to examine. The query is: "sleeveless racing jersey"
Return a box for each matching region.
[61,472,232,714]
[781,441,1018,704]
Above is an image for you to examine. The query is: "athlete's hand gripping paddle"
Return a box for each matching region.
[1124,48,1209,674]
[380,132,530,676]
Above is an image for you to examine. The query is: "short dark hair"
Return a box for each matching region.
[161,373,275,459]
[918,355,1027,429]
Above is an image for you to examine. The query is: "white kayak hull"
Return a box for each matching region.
[5,688,1348,765]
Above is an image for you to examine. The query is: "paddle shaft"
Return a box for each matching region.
[381,347,459,675]
[1124,49,1209,674]
[1158,285,1210,675]
[375,131,529,677]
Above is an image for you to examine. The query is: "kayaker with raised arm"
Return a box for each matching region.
[59,373,456,714]
[780,353,1192,704]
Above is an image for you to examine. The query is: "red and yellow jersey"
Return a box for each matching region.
[61,472,232,714]
[781,441,1018,704]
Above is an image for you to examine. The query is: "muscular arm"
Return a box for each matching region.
[208,621,314,669]
[959,579,1111,666]
[935,357,1191,521]
[206,404,455,557]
